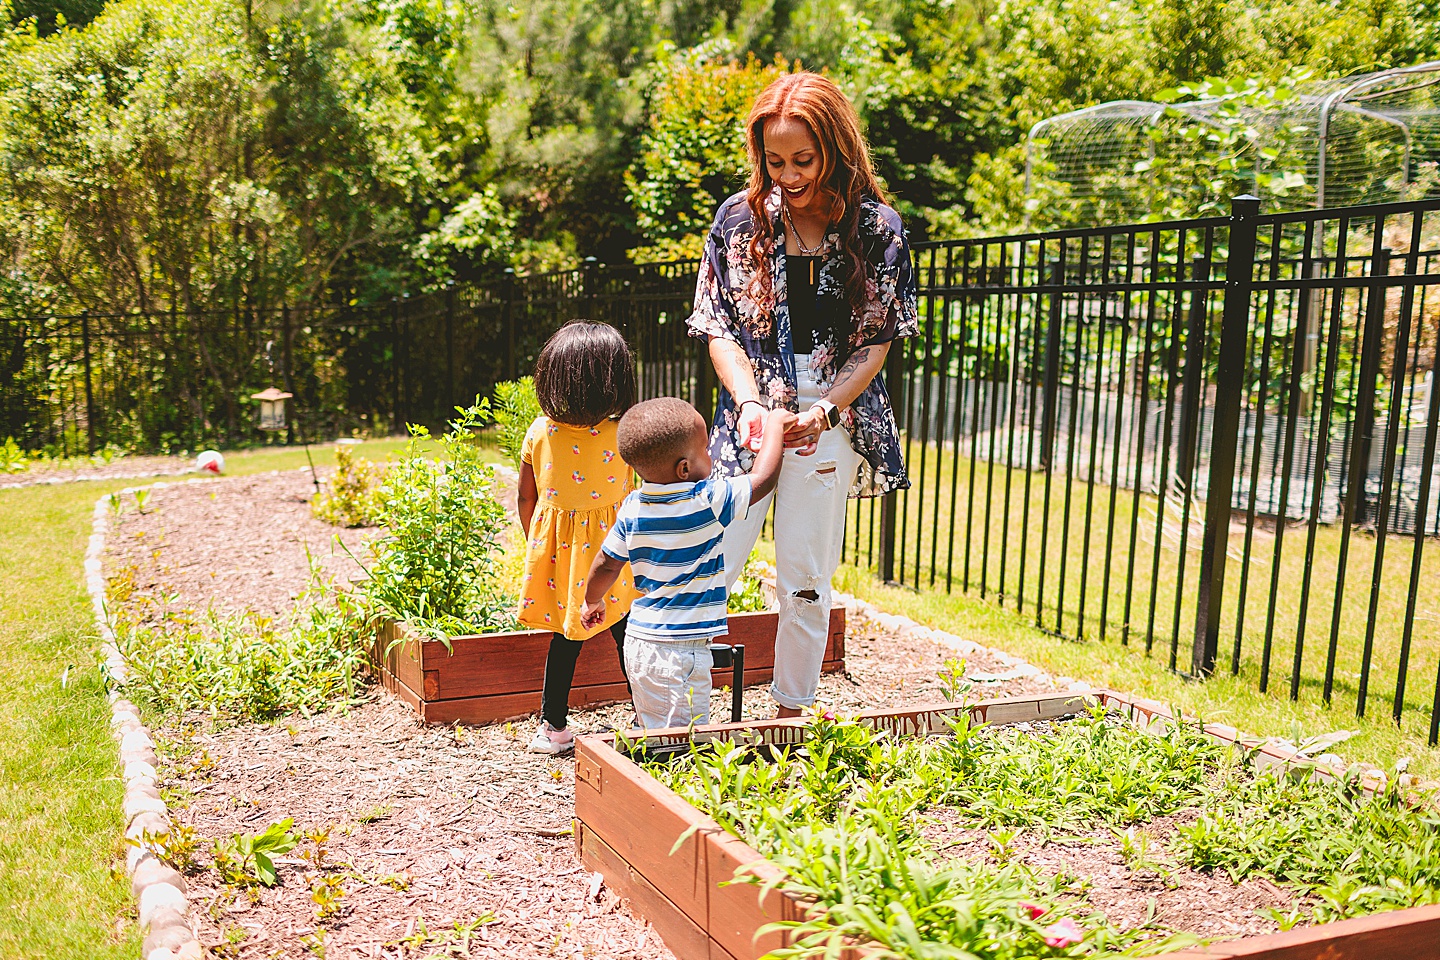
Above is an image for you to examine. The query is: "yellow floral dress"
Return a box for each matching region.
[518,416,641,639]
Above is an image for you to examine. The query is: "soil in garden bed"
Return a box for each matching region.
[120,468,1069,959]
[919,804,1300,940]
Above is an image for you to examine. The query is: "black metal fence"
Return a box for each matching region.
[852,196,1440,744]
[5,198,1439,742]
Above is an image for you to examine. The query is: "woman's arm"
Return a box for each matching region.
[783,342,891,455]
[517,461,538,536]
[709,337,767,451]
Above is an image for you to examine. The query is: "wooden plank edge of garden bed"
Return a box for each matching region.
[373,606,844,662]
[1138,903,1440,960]
[1098,691,1440,804]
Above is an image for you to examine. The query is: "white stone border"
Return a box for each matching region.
[1,465,197,490]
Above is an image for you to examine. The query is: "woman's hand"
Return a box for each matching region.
[737,400,767,452]
[783,407,826,456]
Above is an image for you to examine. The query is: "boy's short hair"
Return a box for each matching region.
[617,397,700,475]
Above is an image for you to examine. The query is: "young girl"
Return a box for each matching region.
[516,320,642,754]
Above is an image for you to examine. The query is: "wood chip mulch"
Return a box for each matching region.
[107,468,1063,960]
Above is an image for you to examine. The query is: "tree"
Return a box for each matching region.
[625,41,785,260]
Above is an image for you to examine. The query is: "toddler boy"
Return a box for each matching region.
[582,397,792,730]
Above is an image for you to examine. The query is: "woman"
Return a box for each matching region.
[686,72,917,718]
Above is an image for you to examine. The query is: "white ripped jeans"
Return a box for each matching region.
[723,353,862,709]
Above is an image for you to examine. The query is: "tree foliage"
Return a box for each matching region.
[1,0,1437,317]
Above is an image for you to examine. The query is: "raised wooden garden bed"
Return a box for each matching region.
[572,691,1440,960]
[370,607,846,725]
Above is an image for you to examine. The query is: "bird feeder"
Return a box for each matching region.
[251,388,293,432]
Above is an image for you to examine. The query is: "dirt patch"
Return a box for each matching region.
[918,780,1303,941]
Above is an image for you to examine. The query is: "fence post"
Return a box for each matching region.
[1346,247,1391,528]
[390,297,402,430]
[81,310,97,454]
[444,282,456,414]
[1176,254,1211,488]
[583,257,599,319]
[503,268,517,381]
[1192,195,1261,678]
[877,341,905,583]
[280,304,296,436]
[1039,258,1064,470]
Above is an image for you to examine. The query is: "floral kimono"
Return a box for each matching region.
[685,187,919,498]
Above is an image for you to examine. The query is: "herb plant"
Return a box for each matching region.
[727,552,771,613]
[112,565,370,722]
[312,445,384,527]
[359,403,518,642]
[213,819,298,887]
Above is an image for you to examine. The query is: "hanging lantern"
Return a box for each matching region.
[251,387,293,432]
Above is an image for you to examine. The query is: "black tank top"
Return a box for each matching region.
[786,255,822,353]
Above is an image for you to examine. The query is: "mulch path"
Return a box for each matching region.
[104,470,374,625]
[107,468,1064,959]
[0,453,195,488]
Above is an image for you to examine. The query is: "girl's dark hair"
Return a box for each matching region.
[533,320,637,426]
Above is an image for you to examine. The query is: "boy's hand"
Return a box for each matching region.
[581,598,607,629]
[768,408,798,438]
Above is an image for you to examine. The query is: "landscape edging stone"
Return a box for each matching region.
[89,474,308,960]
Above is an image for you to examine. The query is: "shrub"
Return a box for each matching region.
[359,403,518,642]
[312,445,384,527]
[0,437,27,473]
[478,378,541,473]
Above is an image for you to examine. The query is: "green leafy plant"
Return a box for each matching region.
[312,445,384,527]
[477,379,542,473]
[727,553,770,613]
[0,437,27,474]
[128,823,204,874]
[111,561,371,721]
[309,874,346,921]
[359,403,518,643]
[213,819,298,887]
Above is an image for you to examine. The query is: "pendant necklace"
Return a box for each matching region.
[783,203,825,285]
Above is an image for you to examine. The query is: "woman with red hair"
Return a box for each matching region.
[686,72,917,718]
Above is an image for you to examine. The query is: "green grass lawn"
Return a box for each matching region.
[831,439,1440,780]
[0,438,413,959]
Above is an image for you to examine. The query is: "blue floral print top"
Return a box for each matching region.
[685,188,918,498]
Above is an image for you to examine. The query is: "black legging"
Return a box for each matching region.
[541,616,629,731]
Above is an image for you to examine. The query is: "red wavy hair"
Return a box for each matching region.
[743,72,887,346]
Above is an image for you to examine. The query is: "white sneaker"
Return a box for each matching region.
[527,721,575,755]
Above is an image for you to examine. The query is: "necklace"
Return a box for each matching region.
[782,203,825,284]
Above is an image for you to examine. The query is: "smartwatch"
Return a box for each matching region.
[812,399,840,430]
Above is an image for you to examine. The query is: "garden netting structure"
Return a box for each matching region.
[1025,62,1440,217]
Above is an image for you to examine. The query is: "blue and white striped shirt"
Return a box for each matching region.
[600,475,751,643]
